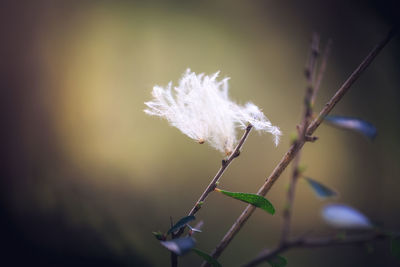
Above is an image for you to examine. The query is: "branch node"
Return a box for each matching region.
[202,28,395,265]
[222,159,227,166]
[233,150,241,158]
[296,124,301,134]
[305,135,319,142]
[196,201,204,209]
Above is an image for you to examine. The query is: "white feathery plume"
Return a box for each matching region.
[144,69,281,154]
[233,102,281,146]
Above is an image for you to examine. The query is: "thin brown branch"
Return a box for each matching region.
[202,28,395,266]
[171,125,253,266]
[169,217,178,267]
[243,231,393,267]
[188,124,253,217]
[201,141,303,267]
[170,252,178,267]
[281,34,320,243]
[312,39,332,105]
[307,27,395,135]
[280,154,300,243]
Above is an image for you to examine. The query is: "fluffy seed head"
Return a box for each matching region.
[144,69,281,154]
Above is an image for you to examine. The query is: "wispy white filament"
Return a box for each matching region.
[144,69,281,154]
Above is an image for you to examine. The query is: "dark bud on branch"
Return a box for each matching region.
[305,135,318,142]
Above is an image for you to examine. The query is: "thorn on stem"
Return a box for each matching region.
[296,125,301,134]
[305,135,319,142]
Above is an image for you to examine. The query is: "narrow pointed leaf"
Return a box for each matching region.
[167,215,195,234]
[160,237,196,256]
[267,255,287,267]
[391,236,400,260]
[322,204,372,229]
[216,189,275,214]
[304,177,338,199]
[192,248,222,267]
[325,115,377,140]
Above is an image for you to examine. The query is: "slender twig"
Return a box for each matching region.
[187,124,253,217]
[281,34,320,243]
[170,248,178,267]
[307,27,395,134]
[171,125,253,266]
[169,218,178,267]
[202,28,395,266]
[243,231,394,267]
[312,39,332,105]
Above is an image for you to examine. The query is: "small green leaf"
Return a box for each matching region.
[267,255,287,267]
[391,236,400,260]
[152,231,165,241]
[192,248,222,267]
[167,215,196,234]
[216,189,275,214]
[304,177,338,199]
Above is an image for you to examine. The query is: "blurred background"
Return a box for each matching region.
[1,0,400,266]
